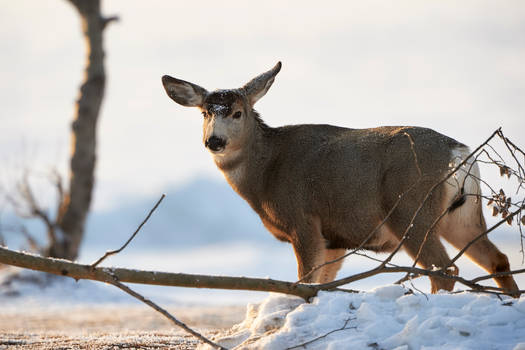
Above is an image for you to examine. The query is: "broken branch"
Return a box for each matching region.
[91,194,165,268]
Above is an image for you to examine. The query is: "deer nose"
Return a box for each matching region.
[205,136,226,151]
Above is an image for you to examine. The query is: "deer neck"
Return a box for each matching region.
[212,125,274,207]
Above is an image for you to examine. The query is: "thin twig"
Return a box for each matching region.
[407,278,429,300]
[49,168,65,220]
[317,264,505,293]
[106,272,227,350]
[91,194,165,268]
[470,268,525,283]
[498,130,525,179]
[451,288,525,297]
[17,173,56,244]
[286,317,356,350]
[403,131,422,177]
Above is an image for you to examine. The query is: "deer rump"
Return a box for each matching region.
[162,62,520,296]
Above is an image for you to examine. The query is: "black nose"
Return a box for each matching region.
[205,136,226,151]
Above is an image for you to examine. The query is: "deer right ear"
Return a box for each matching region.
[162,75,208,107]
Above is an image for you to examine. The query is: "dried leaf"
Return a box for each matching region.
[506,216,513,226]
[521,216,525,225]
[487,199,494,206]
[492,207,499,217]
[502,210,508,219]
[499,189,505,196]
[500,166,505,177]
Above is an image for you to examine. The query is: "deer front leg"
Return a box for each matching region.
[291,218,327,283]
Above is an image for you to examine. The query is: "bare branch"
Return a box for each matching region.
[91,194,166,268]
[286,317,356,350]
[471,268,525,283]
[498,129,525,180]
[16,173,56,245]
[403,131,422,177]
[49,168,65,221]
[101,15,119,29]
[106,272,226,350]
[0,246,320,300]
[316,264,520,295]
[2,244,522,299]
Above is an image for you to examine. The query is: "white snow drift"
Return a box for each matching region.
[202,285,525,350]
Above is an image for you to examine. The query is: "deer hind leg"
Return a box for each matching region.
[440,213,520,296]
[386,201,458,293]
[439,155,520,296]
[401,228,458,293]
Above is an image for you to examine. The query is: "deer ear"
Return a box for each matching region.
[162,75,208,107]
[242,62,282,105]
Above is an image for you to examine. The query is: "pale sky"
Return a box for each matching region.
[1,0,524,211]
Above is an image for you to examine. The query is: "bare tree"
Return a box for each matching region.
[50,0,117,259]
[3,0,117,260]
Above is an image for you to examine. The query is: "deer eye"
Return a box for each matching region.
[233,111,242,119]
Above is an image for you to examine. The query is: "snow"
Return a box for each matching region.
[201,286,525,350]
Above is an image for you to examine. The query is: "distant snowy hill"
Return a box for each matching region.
[2,176,520,253]
[1,178,270,252]
[83,178,270,249]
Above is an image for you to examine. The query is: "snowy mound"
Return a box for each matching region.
[201,285,525,350]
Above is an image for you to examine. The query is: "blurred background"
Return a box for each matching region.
[1,0,524,304]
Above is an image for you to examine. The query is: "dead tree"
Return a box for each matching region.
[51,0,117,259]
[3,0,117,260]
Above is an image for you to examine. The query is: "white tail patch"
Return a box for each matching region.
[444,146,481,223]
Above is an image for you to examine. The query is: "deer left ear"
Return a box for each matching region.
[242,62,282,106]
[162,75,208,108]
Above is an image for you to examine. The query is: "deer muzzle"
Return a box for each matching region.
[205,135,226,152]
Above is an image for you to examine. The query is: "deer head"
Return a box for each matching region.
[162,62,282,155]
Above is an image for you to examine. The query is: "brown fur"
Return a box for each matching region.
[162,62,520,296]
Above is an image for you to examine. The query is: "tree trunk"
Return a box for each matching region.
[46,0,110,260]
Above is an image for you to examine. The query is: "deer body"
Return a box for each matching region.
[162,62,519,295]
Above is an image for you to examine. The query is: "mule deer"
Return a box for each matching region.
[162,62,519,295]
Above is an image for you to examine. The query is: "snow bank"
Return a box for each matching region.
[201,285,525,350]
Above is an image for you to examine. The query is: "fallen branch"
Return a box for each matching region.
[0,246,321,300]
[286,317,357,350]
[1,245,522,300]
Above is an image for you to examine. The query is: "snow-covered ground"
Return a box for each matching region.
[202,286,525,350]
